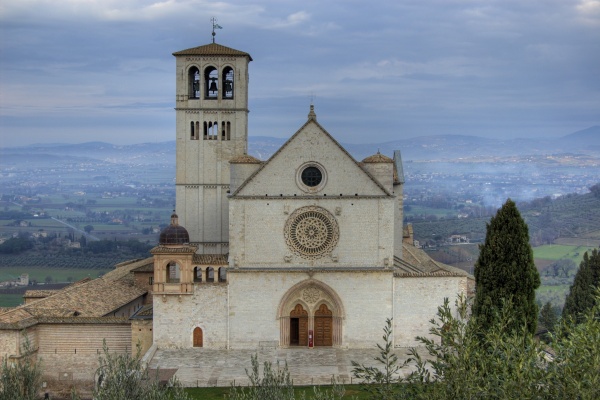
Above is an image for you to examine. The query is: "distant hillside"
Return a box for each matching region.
[2,126,598,164]
[1,141,175,165]
[560,125,600,142]
[558,126,600,152]
[411,190,600,246]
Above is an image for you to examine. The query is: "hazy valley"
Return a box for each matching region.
[1,126,599,309]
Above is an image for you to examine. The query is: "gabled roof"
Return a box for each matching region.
[231,114,393,197]
[0,258,150,329]
[130,304,153,320]
[394,243,472,278]
[172,43,252,60]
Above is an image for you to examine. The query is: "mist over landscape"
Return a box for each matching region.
[3,124,599,207]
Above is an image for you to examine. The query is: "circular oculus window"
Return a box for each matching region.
[301,167,322,187]
[284,206,339,259]
[296,163,327,193]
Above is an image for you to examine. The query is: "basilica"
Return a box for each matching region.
[150,41,471,350]
[0,41,471,390]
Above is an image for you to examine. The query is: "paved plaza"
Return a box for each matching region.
[148,347,427,387]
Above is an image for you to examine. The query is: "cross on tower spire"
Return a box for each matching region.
[211,17,222,43]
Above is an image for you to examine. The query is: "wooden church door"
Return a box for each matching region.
[314,304,333,346]
[290,304,308,346]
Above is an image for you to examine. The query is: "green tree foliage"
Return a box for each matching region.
[545,258,576,278]
[0,237,34,254]
[85,239,152,256]
[228,354,295,400]
[409,295,547,399]
[563,248,600,322]
[352,292,600,399]
[83,224,94,234]
[0,337,42,400]
[78,341,189,400]
[351,319,407,400]
[538,301,558,337]
[548,292,600,399]
[472,199,540,334]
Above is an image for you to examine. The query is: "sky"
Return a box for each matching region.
[0,0,599,147]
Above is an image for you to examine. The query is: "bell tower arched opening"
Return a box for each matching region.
[204,66,218,99]
[222,66,234,99]
[188,67,200,99]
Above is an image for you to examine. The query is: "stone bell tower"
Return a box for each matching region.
[172,42,252,253]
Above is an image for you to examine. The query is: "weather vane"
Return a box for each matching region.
[211,17,222,43]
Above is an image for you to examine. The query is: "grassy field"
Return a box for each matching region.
[406,205,456,218]
[0,293,25,307]
[533,244,595,265]
[184,385,369,399]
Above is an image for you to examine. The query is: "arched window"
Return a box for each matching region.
[206,267,214,283]
[189,67,200,99]
[221,121,231,141]
[193,267,202,283]
[204,67,218,99]
[222,67,234,99]
[218,267,226,282]
[190,121,195,140]
[167,262,180,283]
[204,121,219,140]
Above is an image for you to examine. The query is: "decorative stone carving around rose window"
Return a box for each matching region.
[284,206,339,259]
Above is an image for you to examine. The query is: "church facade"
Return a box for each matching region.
[150,42,471,351]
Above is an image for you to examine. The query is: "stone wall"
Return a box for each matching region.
[133,271,154,304]
[228,270,393,349]
[131,320,153,356]
[153,284,228,349]
[229,198,394,268]
[0,329,20,360]
[393,276,466,347]
[37,323,131,387]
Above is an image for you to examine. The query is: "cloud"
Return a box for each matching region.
[0,0,598,147]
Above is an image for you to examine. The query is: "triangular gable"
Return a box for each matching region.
[232,119,392,197]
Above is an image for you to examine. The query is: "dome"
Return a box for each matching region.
[361,152,393,163]
[159,213,190,245]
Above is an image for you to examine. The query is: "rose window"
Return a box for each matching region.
[284,206,339,259]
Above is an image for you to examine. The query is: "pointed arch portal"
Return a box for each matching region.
[277,279,344,347]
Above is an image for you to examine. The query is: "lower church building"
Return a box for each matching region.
[0,39,471,390]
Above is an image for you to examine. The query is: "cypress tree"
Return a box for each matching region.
[472,199,540,334]
[563,248,600,322]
